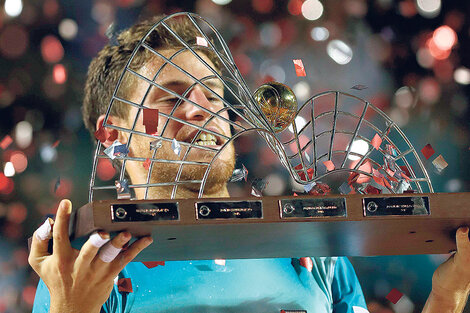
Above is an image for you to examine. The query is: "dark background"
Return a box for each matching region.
[0,0,469,312]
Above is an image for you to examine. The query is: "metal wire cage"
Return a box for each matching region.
[88,12,433,202]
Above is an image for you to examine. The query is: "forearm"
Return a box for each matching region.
[422,289,469,313]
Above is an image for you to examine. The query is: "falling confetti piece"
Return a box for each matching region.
[150,139,162,151]
[295,164,314,180]
[54,176,60,193]
[251,178,268,197]
[303,181,316,193]
[293,59,306,77]
[115,179,131,200]
[143,108,159,135]
[365,184,381,194]
[196,36,208,47]
[351,84,368,90]
[371,133,382,150]
[399,165,411,177]
[143,158,151,170]
[432,154,448,173]
[51,140,61,148]
[0,135,13,150]
[214,259,226,266]
[386,288,403,304]
[421,144,435,160]
[323,160,335,171]
[142,261,165,269]
[172,138,182,156]
[117,278,133,293]
[299,257,313,272]
[230,164,248,182]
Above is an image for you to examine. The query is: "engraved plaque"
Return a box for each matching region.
[111,202,179,222]
[363,196,430,216]
[196,201,263,219]
[279,198,347,218]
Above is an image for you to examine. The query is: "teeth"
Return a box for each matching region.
[195,132,216,143]
[196,140,216,146]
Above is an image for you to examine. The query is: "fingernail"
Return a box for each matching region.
[89,231,110,248]
[462,226,469,233]
[146,237,153,244]
[36,218,53,241]
[122,232,131,240]
[60,199,72,214]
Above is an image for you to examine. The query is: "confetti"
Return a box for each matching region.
[386,288,403,304]
[113,144,129,158]
[117,278,133,293]
[395,180,411,193]
[338,182,352,195]
[142,261,165,269]
[104,141,128,160]
[54,176,60,194]
[143,108,159,135]
[51,140,61,148]
[214,259,226,266]
[364,184,381,194]
[295,164,314,180]
[432,154,448,173]
[196,36,208,47]
[399,165,411,177]
[172,138,181,156]
[0,135,13,150]
[143,158,151,170]
[230,164,248,182]
[303,181,316,193]
[351,84,368,90]
[421,144,435,160]
[293,59,306,77]
[323,160,335,171]
[150,139,162,151]
[251,178,268,197]
[308,182,331,196]
[115,179,131,200]
[371,133,382,150]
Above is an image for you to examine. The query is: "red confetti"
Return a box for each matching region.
[293,59,306,77]
[399,165,411,177]
[143,158,151,170]
[51,140,61,148]
[295,164,314,180]
[0,135,13,150]
[421,144,435,160]
[371,133,382,150]
[299,257,313,272]
[323,160,335,171]
[432,154,448,172]
[143,108,159,135]
[142,261,165,269]
[386,288,403,304]
[293,192,298,197]
[117,278,133,293]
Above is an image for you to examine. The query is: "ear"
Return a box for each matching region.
[95,115,128,148]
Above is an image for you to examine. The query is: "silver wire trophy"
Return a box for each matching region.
[66,13,469,261]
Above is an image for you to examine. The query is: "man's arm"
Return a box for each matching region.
[422,227,470,313]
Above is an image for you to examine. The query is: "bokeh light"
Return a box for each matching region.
[0,24,29,59]
[211,0,232,5]
[97,158,116,181]
[4,0,23,17]
[58,19,78,41]
[327,40,353,65]
[454,67,470,85]
[40,35,64,63]
[301,0,324,21]
[432,26,457,51]
[10,151,27,173]
[287,0,303,15]
[53,64,67,84]
[416,0,441,18]
[4,162,15,177]
[310,26,329,41]
[252,0,273,14]
[14,121,33,149]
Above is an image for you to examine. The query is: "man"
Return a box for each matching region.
[29,14,470,313]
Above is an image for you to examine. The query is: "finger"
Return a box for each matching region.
[28,218,54,268]
[456,226,470,253]
[110,236,153,276]
[75,231,110,269]
[52,199,73,259]
[95,232,131,265]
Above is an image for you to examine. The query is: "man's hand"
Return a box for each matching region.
[422,226,470,313]
[28,199,153,313]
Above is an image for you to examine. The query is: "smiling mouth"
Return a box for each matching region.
[194,132,219,146]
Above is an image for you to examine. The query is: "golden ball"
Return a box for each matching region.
[253,82,298,133]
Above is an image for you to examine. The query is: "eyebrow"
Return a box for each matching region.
[157,79,224,94]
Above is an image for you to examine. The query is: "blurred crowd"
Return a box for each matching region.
[0,0,469,312]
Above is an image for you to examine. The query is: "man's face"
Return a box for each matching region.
[120,49,236,197]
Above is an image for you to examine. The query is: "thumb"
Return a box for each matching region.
[456,226,469,254]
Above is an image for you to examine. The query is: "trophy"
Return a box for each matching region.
[33,13,470,261]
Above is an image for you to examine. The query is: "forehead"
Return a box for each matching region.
[140,49,220,86]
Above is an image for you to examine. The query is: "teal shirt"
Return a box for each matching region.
[33,257,367,313]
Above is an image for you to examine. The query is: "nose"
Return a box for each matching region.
[183,87,219,121]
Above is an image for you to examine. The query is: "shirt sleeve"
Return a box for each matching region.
[32,277,121,313]
[331,257,369,313]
